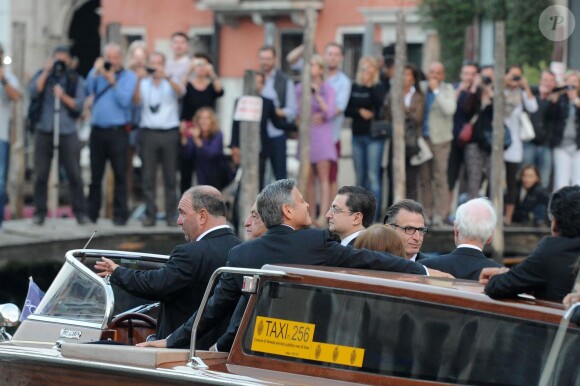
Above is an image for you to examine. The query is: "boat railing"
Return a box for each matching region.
[187,266,287,369]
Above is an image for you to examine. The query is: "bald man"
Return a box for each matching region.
[85,43,138,225]
[419,61,456,226]
[95,186,240,343]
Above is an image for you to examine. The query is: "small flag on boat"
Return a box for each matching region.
[19,277,45,321]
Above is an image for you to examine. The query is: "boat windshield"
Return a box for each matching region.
[34,259,109,325]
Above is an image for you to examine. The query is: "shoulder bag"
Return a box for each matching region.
[519,111,536,141]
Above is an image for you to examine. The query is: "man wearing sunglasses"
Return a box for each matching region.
[383,199,430,261]
[326,185,376,246]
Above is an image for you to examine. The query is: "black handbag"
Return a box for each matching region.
[369,104,392,139]
[370,120,392,139]
[404,118,420,157]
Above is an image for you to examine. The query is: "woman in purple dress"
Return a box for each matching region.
[295,55,336,225]
[183,107,232,190]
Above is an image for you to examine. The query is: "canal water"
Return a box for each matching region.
[0,233,184,308]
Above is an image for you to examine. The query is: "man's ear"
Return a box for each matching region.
[281,204,293,220]
[198,208,208,226]
[352,212,363,226]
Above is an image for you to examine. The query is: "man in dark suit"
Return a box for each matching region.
[421,198,503,280]
[480,186,580,302]
[139,179,450,350]
[95,186,240,341]
[383,199,431,261]
[326,186,376,246]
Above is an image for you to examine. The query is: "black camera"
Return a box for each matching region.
[103,61,113,71]
[553,84,577,92]
[146,67,156,75]
[149,104,160,114]
[512,75,521,82]
[482,76,492,85]
[52,60,66,77]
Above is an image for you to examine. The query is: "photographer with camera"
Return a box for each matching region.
[85,43,138,226]
[29,45,88,226]
[0,42,20,231]
[552,71,580,190]
[521,70,559,189]
[134,52,183,227]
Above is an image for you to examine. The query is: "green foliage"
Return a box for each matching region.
[505,0,553,68]
[420,0,553,82]
[420,0,474,79]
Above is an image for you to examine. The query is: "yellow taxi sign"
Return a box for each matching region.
[251,316,364,368]
[251,316,315,359]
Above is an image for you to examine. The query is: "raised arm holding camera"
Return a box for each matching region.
[29,45,88,226]
[135,52,183,227]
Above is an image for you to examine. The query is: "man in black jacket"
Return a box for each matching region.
[480,186,580,302]
[421,197,503,280]
[139,179,450,350]
[95,186,240,342]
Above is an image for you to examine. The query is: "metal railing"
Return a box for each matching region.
[187,266,287,368]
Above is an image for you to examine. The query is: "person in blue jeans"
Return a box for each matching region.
[0,43,21,230]
[345,56,386,221]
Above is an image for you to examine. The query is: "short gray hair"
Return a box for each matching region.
[454,198,497,244]
[256,179,296,228]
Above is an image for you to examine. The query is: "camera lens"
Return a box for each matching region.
[482,76,492,85]
[103,61,112,71]
[512,75,521,81]
[52,60,66,77]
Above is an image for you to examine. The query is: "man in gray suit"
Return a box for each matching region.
[421,197,503,280]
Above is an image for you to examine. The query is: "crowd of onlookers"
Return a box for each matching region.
[0,32,579,232]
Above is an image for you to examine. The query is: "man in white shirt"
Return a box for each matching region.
[0,43,21,230]
[326,186,376,246]
[136,52,184,226]
[421,197,503,280]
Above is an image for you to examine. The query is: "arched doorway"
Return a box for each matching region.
[68,0,100,77]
